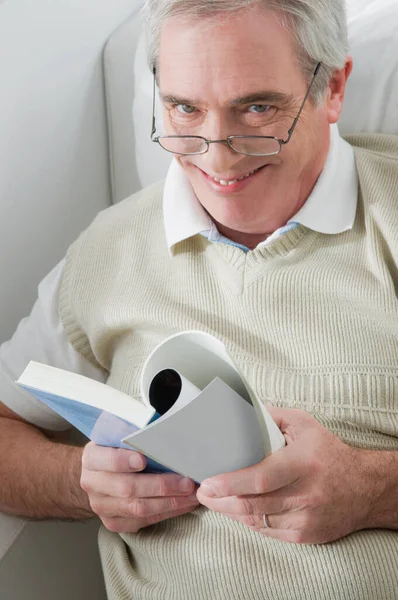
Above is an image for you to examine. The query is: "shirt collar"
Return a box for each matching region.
[163,124,358,251]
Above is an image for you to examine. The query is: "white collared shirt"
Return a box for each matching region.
[0,125,358,428]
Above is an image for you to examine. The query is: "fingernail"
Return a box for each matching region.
[129,454,145,470]
[178,478,194,493]
[199,482,217,497]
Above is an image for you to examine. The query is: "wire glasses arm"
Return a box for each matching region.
[151,67,157,138]
[283,62,322,144]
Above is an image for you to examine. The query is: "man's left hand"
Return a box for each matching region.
[197,407,375,544]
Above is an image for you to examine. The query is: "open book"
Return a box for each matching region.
[17,330,285,482]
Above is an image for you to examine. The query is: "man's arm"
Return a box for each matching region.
[0,401,199,529]
[0,260,104,519]
[0,401,92,520]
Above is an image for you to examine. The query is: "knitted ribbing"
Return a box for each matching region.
[60,134,398,600]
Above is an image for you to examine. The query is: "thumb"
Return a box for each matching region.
[265,404,288,429]
[265,404,312,433]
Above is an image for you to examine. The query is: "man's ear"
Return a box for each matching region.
[325,57,353,124]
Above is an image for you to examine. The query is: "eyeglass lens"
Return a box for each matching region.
[157,136,282,156]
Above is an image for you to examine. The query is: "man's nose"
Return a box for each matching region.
[198,113,244,173]
[200,139,244,175]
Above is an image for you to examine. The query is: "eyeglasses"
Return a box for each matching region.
[151,62,321,157]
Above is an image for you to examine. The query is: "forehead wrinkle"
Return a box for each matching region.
[159,7,302,104]
[159,50,292,109]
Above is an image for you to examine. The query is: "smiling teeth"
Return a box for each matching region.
[213,169,257,186]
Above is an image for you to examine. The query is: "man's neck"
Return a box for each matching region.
[214,222,273,250]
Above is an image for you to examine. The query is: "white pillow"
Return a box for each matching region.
[339,0,398,135]
[130,0,398,190]
[133,32,172,191]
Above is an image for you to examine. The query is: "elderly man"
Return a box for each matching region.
[0,0,397,598]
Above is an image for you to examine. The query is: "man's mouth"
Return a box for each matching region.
[211,166,264,186]
[194,164,269,194]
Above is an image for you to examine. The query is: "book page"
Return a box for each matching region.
[141,330,285,454]
[18,361,155,428]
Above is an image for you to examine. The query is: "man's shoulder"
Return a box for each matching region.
[66,180,167,264]
[344,133,398,207]
[344,134,398,237]
[91,180,166,234]
[343,132,398,162]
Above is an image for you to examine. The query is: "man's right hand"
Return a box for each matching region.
[81,442,199,533]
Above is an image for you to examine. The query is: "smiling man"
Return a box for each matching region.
[0,1,398,599]
[154,9,337,247]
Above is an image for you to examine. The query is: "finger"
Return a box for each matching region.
[265,405,314,434]
[221,511,269,530]
[91,492,199,519]
[223,511,306,544]
[229,506,319,544]
[197,486,301,517]
[81,470,196,499]
[82,442,146,473]
[199,446,302,498]
[247,515,305,544]
[264,405,285,429]
[234,511,293,532]
[102,504,200,534]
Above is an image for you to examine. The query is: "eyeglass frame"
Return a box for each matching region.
[150,62,322,157]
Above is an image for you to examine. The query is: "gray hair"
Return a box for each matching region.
[142,0,349,106]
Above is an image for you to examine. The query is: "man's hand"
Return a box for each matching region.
[81,442,199,533]
[197,407,378,545]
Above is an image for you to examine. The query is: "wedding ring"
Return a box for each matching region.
[262,513,271,529]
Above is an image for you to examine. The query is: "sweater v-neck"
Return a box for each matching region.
[200,225,318,294]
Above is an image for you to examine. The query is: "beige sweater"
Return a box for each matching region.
[60,133,398,600]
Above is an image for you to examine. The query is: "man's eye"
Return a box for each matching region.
[247,105,272,114]
[176,104,197,114]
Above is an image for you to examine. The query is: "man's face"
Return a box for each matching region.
[158,6,342,241]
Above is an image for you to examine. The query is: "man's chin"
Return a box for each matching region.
[196,188,266,222]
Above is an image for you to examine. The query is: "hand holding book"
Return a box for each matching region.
[80,441,200,534]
